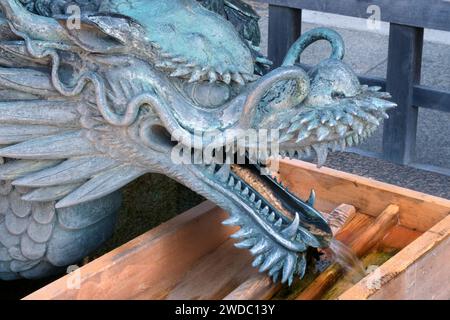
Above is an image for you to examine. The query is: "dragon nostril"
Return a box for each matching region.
[331,91,346,99]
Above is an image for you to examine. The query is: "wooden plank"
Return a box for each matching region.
[413,85,450,113]
[380,225,422,250]
[382,24,423,165]
[223,273,281,300]
[339,214,450,300]
[278,159,450,232]
[166,239,256,300]
[255,0,450,32]
[24,201,235,300]
[268,5,302,68]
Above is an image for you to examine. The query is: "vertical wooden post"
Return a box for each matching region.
[268,5,302,68]
[382,24,423,165]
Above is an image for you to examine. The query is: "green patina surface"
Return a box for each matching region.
[102,0,254,75]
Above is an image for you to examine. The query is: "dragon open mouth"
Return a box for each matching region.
[185,151,333,284]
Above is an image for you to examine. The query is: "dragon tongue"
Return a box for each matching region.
[312,144,329,168]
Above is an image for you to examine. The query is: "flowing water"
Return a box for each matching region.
[329,239,366,282]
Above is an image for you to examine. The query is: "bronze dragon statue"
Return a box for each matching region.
[0,0,395,283]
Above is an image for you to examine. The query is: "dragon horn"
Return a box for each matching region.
[239,66,310,128]
[0,0,69,41]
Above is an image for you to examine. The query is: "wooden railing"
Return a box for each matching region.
[254,0,450,175]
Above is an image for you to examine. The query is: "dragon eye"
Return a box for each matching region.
[184,82,230,108]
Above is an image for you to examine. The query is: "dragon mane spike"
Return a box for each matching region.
[0,159,60,180]
[21,183,83,202]
[0,100,80,126]
[0,131,97,159]
[0,124,68,145]
[55,165,146,208]
[13,156,119,187]
[0,67,56,96]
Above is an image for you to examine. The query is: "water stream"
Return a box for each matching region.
[329,239,366,283]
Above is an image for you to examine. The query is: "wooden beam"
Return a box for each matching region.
[382,24,423,165]
[254,0,450,32]
[268,5,302,68]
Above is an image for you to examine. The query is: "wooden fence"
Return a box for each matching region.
[254,0,450,175]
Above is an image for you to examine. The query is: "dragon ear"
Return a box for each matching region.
[54,13,142,53]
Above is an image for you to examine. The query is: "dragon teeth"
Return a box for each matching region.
[274,218,283,228]
[250,239,269,255]
[222,72,231,84]
[255,200,262,209]
[242,187,249,196]
[230,227,253,239]
[268,212,276,222]
[222,216,241,226]
[304,146,312,157]
[189,69,204,83]
[336,124,348,137]
[208,70,218,83]
[232,73,245,86]
[346,136,354,147]
[281,212,300,239]
[215,165,230,182]
[234,180,242,191]
[206,164,216,174]
[249,193,256,202]
[312,144,329,167]
[228,176,235,187]
[170,67,191,77]
[234,238,256,249]
[261,206,269,216]
[252,254,265,267]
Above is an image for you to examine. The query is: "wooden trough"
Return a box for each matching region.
[24,160,450,300]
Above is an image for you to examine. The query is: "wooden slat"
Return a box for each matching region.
[278,159,450,232]
[413,85,450,113]
[24,202,235,300]
[256,0,450,32]
[268,5,302,68]
[223,274,281,300]
[339,214,450,300]
[380,225,422,250]
[382,24,423,165]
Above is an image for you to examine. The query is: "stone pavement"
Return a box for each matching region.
[247,1,450,198]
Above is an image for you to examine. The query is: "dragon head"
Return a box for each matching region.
[0,0,395,284]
